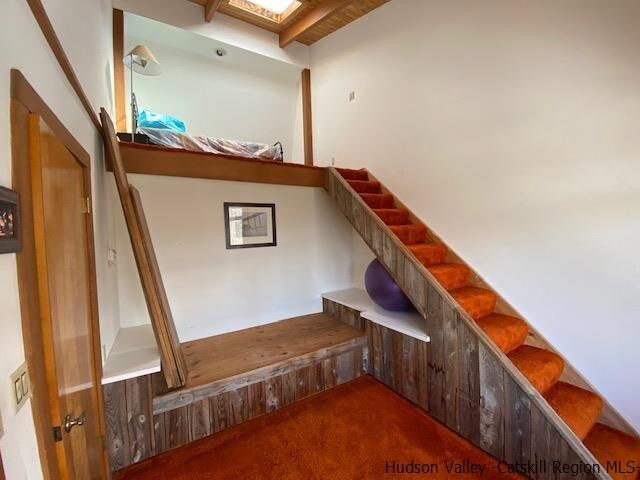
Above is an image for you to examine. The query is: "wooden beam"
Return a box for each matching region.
[204,0,224,22]
[117,143,326,187]
[301,69,313,166]
[113,9,126,132]
[25,0,101,131]
[279,0,351,48]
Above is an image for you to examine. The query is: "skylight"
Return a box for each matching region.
[228,0,302,23]
[250,0,298,14]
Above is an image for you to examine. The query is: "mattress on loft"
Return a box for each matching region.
[138,127,283,161]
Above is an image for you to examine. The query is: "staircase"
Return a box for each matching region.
[329,167,640,480]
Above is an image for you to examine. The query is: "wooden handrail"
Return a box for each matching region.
[325,167,607,479]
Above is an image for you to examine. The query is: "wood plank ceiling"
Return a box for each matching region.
[189,0,390,46]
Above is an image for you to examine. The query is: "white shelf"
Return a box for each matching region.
[102,324,161,385]
[322,288,430,343]
[322,288,378,312]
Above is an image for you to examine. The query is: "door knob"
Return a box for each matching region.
[64,412,86,433]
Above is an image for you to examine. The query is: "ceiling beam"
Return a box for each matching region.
[204,0,224,22]
[279,0,352,48]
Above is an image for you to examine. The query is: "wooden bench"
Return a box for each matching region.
[103,313,366,471]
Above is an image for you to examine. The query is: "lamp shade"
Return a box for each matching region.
[124,45,161,76]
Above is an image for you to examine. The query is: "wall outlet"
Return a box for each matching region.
[348,91,356,102]
[10,362,31,413]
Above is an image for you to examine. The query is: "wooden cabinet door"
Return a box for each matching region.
[29,114,106,479]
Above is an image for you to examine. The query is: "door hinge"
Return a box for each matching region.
[52,426,63,443]
[82,196,91,214]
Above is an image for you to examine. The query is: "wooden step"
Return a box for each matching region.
[475,313,528,354]
[388,225,427,245]
[584,424,640,480]
[544,382,603,440]
[360,193,394,209]
[374,209,409,225]
[450,287,497,320]
[508,345,564,394]
[408,243,448,267]
[336,167,369,181]
[427,263,470,291]
[348,180,381,193]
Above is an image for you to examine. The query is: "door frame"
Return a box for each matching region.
[10,69,109,479]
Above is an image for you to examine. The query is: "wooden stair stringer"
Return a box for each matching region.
[365,169,636,439]
[325,167,610,479]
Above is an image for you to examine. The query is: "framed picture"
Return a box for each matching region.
[224,202,276,249]
[0,186,20,254]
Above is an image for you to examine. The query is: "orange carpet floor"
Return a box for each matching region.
[117,376,522,480]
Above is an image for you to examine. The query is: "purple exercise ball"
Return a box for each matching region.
[364,259,413,312]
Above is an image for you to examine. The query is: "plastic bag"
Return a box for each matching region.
[138,127,284,161]
[138,109,186,132]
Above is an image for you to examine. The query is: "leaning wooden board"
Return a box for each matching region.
[100,108,187,388]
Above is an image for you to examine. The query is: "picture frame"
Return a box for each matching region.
[224,202,277,249]
[0,186,20,254]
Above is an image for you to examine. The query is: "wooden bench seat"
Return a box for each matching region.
[153,313,366,414]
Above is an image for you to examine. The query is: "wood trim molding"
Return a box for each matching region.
[117,143,326,187]
[204,0,224,22]
[113,9,126,132]
[10,70,90,165]
[24,0,101,131]
[279,0,351,47]
[10,70,109,480]
[301,69,313,166]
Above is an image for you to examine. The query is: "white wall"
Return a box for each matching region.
[125,14,303,162]
[114,0,309,68]
[111,174,370,342]
[310,0,640,430]
[0,0,115,477]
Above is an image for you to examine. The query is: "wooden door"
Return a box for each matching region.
[29,114,106,479]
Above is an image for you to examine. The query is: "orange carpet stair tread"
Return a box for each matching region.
[584,423,640,480]
[427,263,471,291]
[544,382,603,440]
[388,224,427,245]
[475,313,528,354]
[374,208,410,225]
[347,180,381,193]
[507,345,564,394]
[408,243,448,267]
[360,193,395,209]
[450,287,497,320]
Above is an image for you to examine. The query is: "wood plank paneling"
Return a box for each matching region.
[366,321,429,411]
[322,298,364,331]
[104,344,364,470]
[104,382,129,471]
[479,342,506,459]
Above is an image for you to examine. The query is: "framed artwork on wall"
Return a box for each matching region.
[224,202,277,249]
[0,186,20,254]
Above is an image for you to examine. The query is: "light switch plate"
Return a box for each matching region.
[10,362,31,412]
